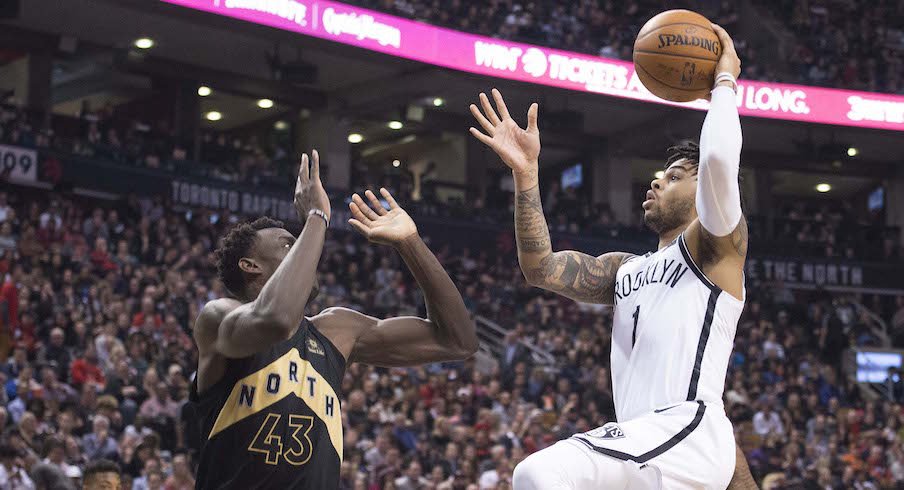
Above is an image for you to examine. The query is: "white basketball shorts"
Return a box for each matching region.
[513,401,736,489]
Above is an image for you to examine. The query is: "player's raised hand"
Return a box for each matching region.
[469,88,540,178]
[711,24,741,79]
[348,188,417,246]
[293,150,331,223]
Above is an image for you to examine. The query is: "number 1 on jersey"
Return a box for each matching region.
[632,305,640,347]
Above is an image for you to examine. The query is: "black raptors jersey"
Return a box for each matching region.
[191,319,346,489]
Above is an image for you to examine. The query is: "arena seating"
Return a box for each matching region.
[1,177,902,487]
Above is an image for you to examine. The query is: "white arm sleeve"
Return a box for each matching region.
[697,85,743,237]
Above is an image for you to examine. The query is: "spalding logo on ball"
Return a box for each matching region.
[633,10,722,102]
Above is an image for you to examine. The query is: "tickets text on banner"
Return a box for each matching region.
[161,0,904,131]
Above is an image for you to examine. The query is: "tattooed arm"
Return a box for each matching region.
[515,183,632,304]
[468,88,632,304]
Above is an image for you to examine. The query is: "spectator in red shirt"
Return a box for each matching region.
[0,267,20,331]
[89,237,118,274]
[70,343,106,389]
[131,296,162,329]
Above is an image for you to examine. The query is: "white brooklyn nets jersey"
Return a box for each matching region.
[611,233,745,422]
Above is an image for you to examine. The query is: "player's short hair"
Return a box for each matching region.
[665,140,745,210]
[82,458,120,480]
[665,140,700,169]
[215,217,284,297]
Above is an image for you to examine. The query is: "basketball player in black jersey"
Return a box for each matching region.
[191,150,477,489]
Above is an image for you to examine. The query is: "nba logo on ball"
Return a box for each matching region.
[680,62,696,86]
[586,423,625,440]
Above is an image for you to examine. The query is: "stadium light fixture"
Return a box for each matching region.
[197,86,212,97]
[274,121,289,131]
[257,99,274,109]
[392,159,401,167]
[134,38,155,49]
[654,171,664,179]
[205,111,222,121]
[847,147,858,157]
[815,183,831,193]
[388,121,403,130]
[348,133,364,144]
[433,98,445,107]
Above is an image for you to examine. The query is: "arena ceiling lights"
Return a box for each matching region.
[133,37,155,49]
[162,0,904,132]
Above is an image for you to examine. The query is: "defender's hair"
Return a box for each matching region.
[215,217,284,297]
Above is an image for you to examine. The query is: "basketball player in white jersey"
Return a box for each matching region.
[469,25,757,490]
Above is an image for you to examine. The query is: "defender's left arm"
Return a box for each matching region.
[313,189,477,367]
[684,24,747,299]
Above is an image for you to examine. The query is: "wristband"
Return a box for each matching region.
[714,72,738,93]
[308,209,329,227]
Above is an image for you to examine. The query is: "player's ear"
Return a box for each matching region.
[238,257,261,274]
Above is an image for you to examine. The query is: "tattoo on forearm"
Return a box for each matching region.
[515,186,550,239]
[525,251,628,304]
[518,236,551,252]
[514,184,628,304]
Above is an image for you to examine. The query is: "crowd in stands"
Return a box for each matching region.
[2,99,902,267]
[756,0,904,93]
[352,0,904,94]
[0,182,903,489]
[0,103,293,189]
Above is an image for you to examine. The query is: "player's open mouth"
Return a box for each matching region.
[642,190,656,208]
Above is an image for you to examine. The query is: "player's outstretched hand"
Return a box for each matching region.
[711,24,741,80]
[348,188,417,247]
[469,88,540,178]
[294,150,331,222]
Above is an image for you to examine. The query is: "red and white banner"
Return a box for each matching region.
[164,0,904,131]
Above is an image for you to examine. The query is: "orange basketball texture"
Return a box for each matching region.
[633,10,722,102]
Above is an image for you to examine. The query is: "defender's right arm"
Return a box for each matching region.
[469,89,631,304]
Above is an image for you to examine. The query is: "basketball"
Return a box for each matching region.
[633,10,722,102]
